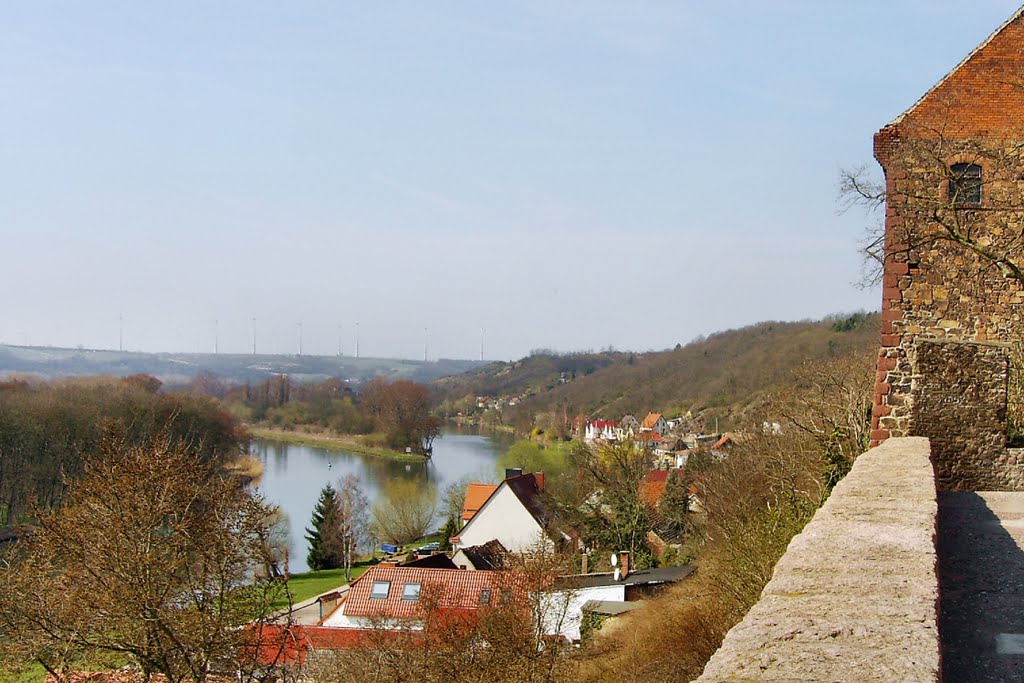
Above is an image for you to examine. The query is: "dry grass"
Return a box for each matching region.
[223,454,264,482]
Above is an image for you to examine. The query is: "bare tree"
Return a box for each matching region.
[330,474,370,581]
[837,164,887,288]
[0,429,290,683]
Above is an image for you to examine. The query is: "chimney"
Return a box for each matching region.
[505,467,524,480]
[581,552,589,575]
[619,551,630,580]
[534,471,545,491]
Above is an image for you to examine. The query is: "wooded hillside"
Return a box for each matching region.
[435,313,879,431]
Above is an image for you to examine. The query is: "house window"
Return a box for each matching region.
[370,581,391,599]
[402,583,421,601]
[480,588,492,605]
[949,163,982,205]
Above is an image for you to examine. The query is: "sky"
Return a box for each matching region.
[1,1,1021,361]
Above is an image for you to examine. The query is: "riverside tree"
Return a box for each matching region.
[0,429,289,683]
[332,474,370,581]
[360,378,442,455]
[370,479,437,545]
[305,484,340,571]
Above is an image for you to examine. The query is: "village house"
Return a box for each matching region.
[640,412,669,436]
[319,564,517,630]
[541,554,695,641]
[635,430,663,451]
[584,419,618,443]
[451,470,573,554]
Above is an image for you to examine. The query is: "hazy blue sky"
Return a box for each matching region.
[1,1,1019,360]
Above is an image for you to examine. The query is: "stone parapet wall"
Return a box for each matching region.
[694,437,938,683]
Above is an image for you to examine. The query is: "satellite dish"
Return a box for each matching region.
[610,553,618,567]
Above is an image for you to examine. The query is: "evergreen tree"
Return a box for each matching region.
[305,483,340,570]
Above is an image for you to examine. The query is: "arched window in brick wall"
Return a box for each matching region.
[949,162,982,205]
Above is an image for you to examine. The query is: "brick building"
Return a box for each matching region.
[871,7,1024,489]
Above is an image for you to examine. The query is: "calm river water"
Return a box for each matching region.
[250,427,512,573]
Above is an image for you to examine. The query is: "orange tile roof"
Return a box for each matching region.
[711,435,732,450]
[641,412,663,429]
[461,483,499,522]
[639,480,667,507]
[343,565,519,620]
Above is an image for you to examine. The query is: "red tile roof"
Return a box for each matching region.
[250,625,411,665]
[342,565,518,620]
[461,483,499,522]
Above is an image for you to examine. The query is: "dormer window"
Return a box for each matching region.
[949,163,982,205]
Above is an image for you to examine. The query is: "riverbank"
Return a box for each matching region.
[446,416,516,434]
[247,427,427,462]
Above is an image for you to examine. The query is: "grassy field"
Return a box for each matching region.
[248,427,426,462]
[272,561,376,611]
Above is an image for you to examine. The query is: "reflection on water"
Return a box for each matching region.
[251,426,512,573]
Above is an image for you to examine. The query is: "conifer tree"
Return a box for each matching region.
[305,483,340,570]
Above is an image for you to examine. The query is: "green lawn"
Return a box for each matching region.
[273,561,375,611]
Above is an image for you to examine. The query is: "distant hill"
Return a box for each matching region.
[434,312,880,430]
[0,345,483,387]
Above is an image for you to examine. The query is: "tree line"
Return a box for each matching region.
[0,375,246,527]
[224,375,442,455]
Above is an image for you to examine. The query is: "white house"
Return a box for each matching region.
[584,420,618,443]
[640,412,669,436]
[540,561,696,641]
[451,472,570,554]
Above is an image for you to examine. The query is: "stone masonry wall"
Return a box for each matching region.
[870,134,1024,446]
[908,338,1021,490]
[693,437,938,683]
[869,9,1024,472]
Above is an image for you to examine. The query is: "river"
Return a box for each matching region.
[250,426,513,573]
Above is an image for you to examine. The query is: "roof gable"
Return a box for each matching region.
[884,7,1024,137]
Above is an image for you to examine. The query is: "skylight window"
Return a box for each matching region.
[480,588,492,605]
[370,581,391,599]
[402,582,421,601]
